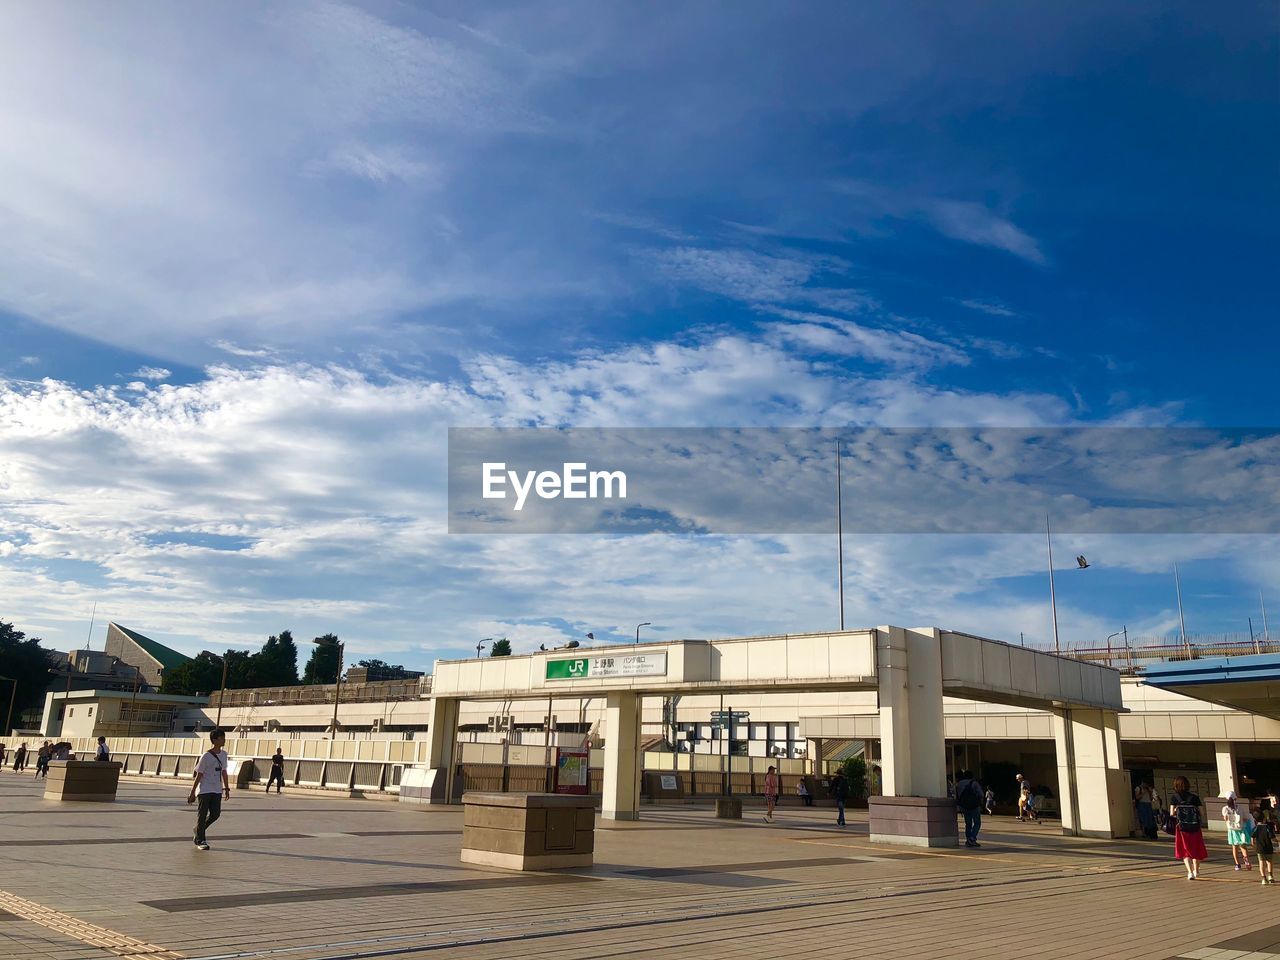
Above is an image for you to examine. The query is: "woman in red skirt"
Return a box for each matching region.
[1170,775,1208,879]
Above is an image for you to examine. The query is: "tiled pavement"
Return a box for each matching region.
[1,769,1277,960]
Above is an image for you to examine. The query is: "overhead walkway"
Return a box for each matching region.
[1142,652,1280,795]
[418,626,1130,842]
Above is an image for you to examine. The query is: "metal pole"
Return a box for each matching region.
[85,601,97,650]
[836,437,845,631]
[330,643,344,740]
[1174,564,1189,657]
[1262,590,1271,643]
[1124,626,1132,671]
[727,706,733,798]
[635,622,651,645]
[1,676,16,736]
[215,654,229,729]
[1047,515,1061,655]
[126,674,140,738]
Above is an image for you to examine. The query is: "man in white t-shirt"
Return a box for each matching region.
[187,729,230,851]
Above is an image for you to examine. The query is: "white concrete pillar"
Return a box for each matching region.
[419,696,459,803]
[1214,741,1239,798]
[876,626,946,797]
[602,691,642,821]
[1052,707,1131,838]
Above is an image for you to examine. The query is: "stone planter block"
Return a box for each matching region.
[715,797,743,819]
[461,792,594,871]
[44,760,122,802]
[869,795,958,847]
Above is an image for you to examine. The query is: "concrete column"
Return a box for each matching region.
[1214,741,1239,797]
[876,626,946,797]
[870,627,953,846]
[408,696,459,804]
[602,691,641,821]
[1052,707,1131,838]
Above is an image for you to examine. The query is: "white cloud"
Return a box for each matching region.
[925,200,1046,265]
[0,332,1088,658]
[957,298,1019,318]
[761,308,969,369]
[131,366,172,382]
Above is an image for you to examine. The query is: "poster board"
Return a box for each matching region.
[555,746,590,794]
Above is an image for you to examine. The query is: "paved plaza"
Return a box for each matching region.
[1,772,1277,960]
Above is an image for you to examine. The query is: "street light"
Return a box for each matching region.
[0,675,17,737]
[476,637,492,658]
[312,637,345,740]
[211,652,231,729]
[125,672,142,739]
[635,622,652,645]
[1105,627,1128,668]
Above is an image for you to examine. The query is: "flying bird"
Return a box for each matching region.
[1076,555,1090,569]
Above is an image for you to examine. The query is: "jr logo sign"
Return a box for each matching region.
[545,653,668,681]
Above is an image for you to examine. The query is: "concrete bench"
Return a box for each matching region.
[461,792,594,870]
[44,760,122,802]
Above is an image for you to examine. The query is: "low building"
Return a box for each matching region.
[41,689,209,739]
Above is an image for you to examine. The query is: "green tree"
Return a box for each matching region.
[251,630,299,686]
[303,634,341,684]
[488,638,512,657]
[838,756,867,800]
[0,620,54,733]
[159,651,225,697]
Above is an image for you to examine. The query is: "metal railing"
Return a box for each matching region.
[1066,634,1280,674]
[210,676,431,708]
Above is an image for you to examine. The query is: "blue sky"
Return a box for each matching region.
[0,1,1276,666]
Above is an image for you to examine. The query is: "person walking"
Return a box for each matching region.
[796,777,812,807]
[955,769,985,847]
[1021,779,1041,822]
[983,785,995,816]
[34,741,51,779]
[1015,773,1028,820]
[265,748,286,794]
[94,736,111,761]
[0,743,7,768]
[1170,775,1208,880]
[762,766,779,823]
[13,742,27,772]
[1135,780,1157,839]
[187,729,230,851]
[1253,797,1276,885]
[1223,792,1252,871]
[831,770,850,827]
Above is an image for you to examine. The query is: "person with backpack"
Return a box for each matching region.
[187,728,230,851]
[955,769,985,847]
[94,736,111,761]
[1170,775,1208,879]
[34,741,51,779]
[1253,796,1276,886]
[1222,791,1252,872]
[831,770,850,827]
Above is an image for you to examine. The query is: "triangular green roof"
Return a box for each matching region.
[110,622,191,672]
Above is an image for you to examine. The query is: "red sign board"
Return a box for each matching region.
[554,746,590,794]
